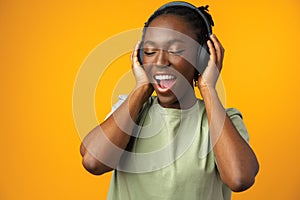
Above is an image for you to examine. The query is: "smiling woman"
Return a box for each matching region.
[80,1,259,200]
[142,18,199,109]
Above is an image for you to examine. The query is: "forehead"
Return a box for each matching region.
[144,14,198,46]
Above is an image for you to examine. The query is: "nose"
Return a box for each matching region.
[154,49,170,67]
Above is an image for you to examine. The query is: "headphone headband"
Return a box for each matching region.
[152,1,213,36]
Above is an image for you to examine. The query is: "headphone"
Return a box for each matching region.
[138,1,213,79]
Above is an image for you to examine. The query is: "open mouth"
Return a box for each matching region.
[153,74,177,92]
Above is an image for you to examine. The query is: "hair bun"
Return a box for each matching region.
[198,5,209,12]
[198,5,214,27]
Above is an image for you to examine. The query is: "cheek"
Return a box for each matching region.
[143,64,154,79]
[171,57,195,78]
[170,49,198,69]
[142,53,156,65]
[170,56,196,71]
[184,49,198,69]
[184,66,196,83]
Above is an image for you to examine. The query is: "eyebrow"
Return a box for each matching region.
[143,39,185,46]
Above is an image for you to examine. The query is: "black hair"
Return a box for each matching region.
[144,5,214,45]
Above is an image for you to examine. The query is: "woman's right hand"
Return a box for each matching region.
[80,42,153,175]
[131,41,153,93]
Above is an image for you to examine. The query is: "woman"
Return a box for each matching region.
[80,1,259,199]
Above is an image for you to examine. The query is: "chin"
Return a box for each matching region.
[156,91,180,109]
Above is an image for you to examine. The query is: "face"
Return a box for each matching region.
[142,14,199,109]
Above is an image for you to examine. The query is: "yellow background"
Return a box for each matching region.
[1,0,300,199]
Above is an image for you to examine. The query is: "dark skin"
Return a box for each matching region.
[142,16,199,109]
[80,14,259,192]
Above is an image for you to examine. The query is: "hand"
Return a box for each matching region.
[131,41,154,92]
[198,34,225,94]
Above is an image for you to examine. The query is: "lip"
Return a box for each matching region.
[153,73,177,93]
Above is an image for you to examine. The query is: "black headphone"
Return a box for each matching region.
[138,1,213,78]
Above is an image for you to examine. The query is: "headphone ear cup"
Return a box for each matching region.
[196,41,210,75]
[138,44,144,65]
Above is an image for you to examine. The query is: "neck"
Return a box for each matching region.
[159,90,197,110]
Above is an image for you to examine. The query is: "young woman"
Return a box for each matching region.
[80,2,259,199]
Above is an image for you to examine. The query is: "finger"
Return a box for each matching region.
[210,34,223,49]
[132,41,141,67]
[210,34,224,62]
[207,39,216,64]
[210,35,223,58]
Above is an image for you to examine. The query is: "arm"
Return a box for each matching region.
[80,42,153,175]
[198,34,259,192]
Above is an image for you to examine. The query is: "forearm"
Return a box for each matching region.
[80,85,152,175]
[201,87,259,192]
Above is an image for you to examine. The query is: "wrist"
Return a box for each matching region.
[199,85,217,99]
[133,83,154,103]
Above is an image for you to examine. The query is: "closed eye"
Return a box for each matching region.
[168,49,185,55]
[144,50,157,56]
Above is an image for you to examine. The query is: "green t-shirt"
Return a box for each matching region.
[107,96,249,200]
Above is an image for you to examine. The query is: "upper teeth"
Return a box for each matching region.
[155,75,175,80]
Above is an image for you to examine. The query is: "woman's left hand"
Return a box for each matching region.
[197,34,225,94]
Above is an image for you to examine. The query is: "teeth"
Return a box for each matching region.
[154,75,175,81]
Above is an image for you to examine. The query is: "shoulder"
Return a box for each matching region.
[226,107,249,142]
[106,95,156,119]
[226,107,243,119]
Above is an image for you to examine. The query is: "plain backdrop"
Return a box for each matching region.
[1,0,300,199]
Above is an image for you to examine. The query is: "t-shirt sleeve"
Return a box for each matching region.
[105,94,128,120]
[226,108,250,142]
